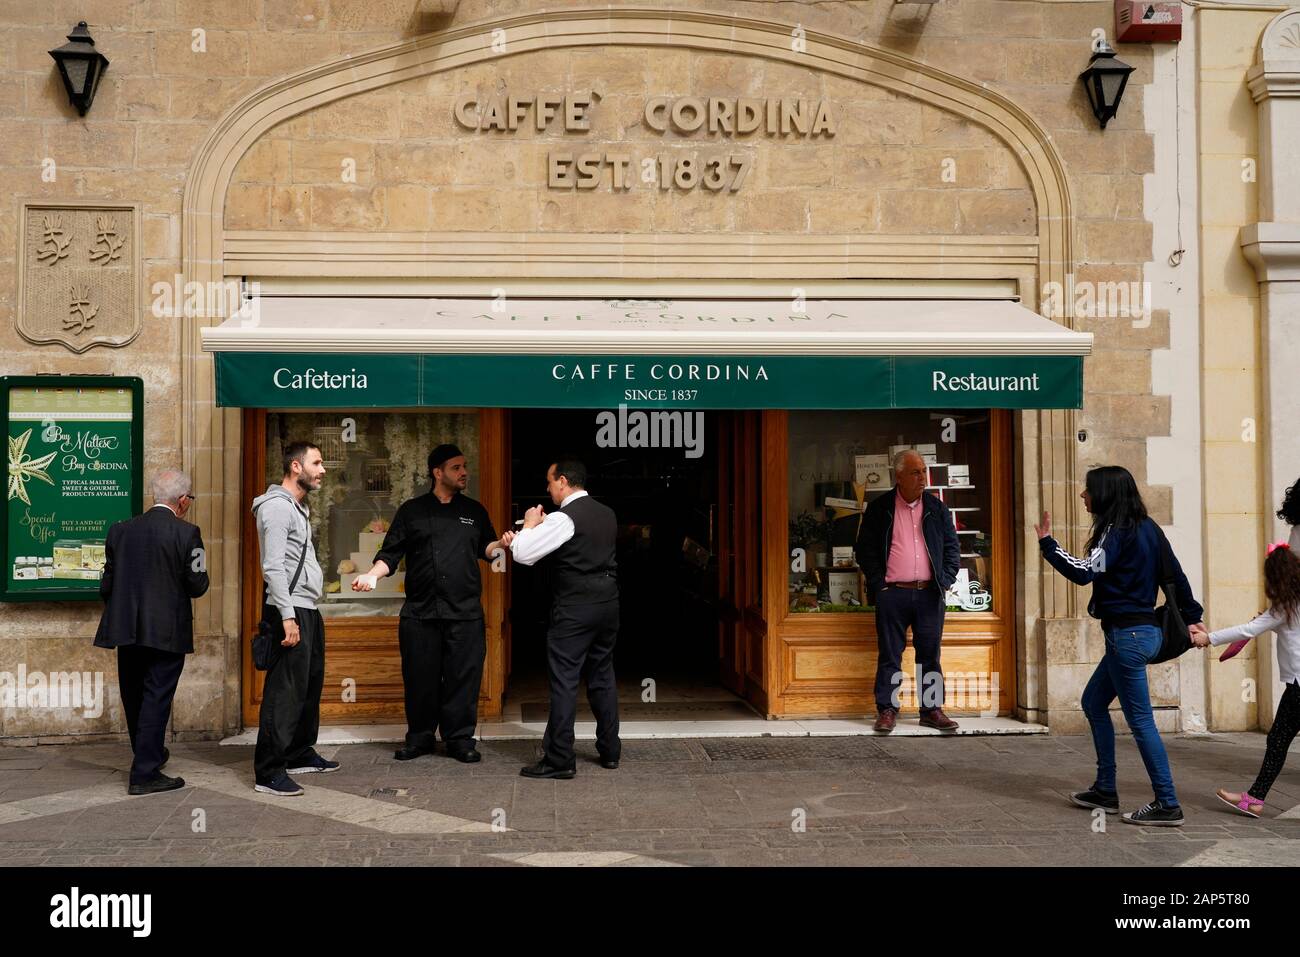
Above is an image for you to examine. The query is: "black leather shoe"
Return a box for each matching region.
[520,760,575,779]
[394,745,435,761]
[128,773,185,795]
[448,748,481,763]
[599,756,619,769]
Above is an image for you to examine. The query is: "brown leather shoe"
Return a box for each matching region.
[873,708,898,732]
[919,708,960,732]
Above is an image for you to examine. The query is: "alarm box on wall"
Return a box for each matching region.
[1115,0,1182,42]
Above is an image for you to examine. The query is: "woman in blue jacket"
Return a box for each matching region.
[1036,465,1206,826]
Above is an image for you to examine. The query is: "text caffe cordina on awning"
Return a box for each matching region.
[202,296,1090,726]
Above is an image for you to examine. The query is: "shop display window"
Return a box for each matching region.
[263,411,480,619]
[787,410,995,615]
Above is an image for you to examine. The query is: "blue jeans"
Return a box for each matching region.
[1081,624,1178,807]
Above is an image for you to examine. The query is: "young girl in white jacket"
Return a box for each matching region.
[1195,541,1300,817]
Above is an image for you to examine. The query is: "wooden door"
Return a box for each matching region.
[717,410,767,710]
[717,412,743,695]
[477,408,510,717]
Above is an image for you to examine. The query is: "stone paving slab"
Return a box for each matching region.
[1,732,1299,866]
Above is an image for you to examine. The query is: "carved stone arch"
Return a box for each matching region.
[184,8,1074,291]
[1258,5,1300,57]
[182,7,1078,661]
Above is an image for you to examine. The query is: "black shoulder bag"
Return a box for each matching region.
[251,507,308,671]
[1150,523,1192,665]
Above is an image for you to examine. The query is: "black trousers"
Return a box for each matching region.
[542,599,621,770]
[117,645,186,785]
[254,607,325,783]
[398,616,486,753]
[1249,680,1300,800]
[873,584,947,713]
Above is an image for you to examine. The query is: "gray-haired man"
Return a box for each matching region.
[853,449,962,733]
[95,469,209,794]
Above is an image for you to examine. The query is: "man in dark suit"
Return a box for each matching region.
[505,459,620,778]
[854,449,961,734]
[94,469,209,794]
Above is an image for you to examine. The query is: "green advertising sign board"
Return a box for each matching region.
[2,376,143,602]
[213,352,1082,410]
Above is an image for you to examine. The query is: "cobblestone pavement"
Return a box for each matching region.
[2,732,1300,866]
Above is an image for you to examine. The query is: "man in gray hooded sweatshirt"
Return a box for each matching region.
[251,440,339,795]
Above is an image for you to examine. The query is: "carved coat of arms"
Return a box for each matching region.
[18,202,141,352]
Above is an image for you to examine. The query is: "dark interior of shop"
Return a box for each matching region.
[507,408,726,709]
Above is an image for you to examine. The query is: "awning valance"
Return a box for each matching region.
[202,297,1091,410]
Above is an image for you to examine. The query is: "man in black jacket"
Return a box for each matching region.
[854,449,961,733]
[506,459,620,778]
[94,469,209,794]
[354,444,509,763]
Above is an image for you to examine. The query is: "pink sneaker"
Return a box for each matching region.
[1215,787,1264,818]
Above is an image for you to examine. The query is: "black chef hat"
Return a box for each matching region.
[428,444,464,474]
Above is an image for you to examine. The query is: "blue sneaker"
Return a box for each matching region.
[288,752,340,774]
[254,772,304,796]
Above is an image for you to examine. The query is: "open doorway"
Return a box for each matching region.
[505,408,756,720]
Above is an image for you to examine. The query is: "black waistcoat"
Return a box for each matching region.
[545,494,619,606]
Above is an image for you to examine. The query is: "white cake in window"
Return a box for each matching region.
[340,527,405,594]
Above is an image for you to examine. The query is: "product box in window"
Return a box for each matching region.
[948,465,971,487]
[815,480,853,507]
[855,453,890,490]
[828,569,864,606]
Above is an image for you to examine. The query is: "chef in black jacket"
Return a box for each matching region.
[352,444,508,762]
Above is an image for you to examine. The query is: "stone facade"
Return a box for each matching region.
[1,0,1287,741]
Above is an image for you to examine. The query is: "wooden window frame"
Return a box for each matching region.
[761,409,1015,715]
[239,407,509,728]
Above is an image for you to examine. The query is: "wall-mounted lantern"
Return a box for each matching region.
[49,22,109,117]
[1079,40,1135,129]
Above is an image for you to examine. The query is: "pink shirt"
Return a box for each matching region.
[885,489,933,583]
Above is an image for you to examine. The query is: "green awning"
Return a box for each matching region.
[202,298,1091,410]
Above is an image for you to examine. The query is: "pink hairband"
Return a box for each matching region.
[1267,541,1291,555]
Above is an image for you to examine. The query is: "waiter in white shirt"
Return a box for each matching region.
[505,458,621,779]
